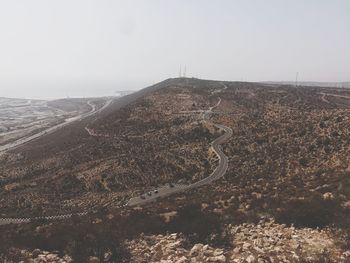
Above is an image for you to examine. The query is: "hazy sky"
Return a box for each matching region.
[0,0,349,99]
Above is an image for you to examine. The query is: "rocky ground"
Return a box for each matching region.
[0,79,220,217]
[8,217,350,263]
[2,248,72,263]
[127,218,350,263]
[2,79,350,261]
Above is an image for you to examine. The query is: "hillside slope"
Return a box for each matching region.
[0,78,222,216]
[1,78,350,262]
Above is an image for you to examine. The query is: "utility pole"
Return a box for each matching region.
[295,72,299,87]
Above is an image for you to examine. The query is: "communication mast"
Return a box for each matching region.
[179,64,189,78]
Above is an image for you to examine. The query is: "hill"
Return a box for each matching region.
[265,81,350,88]
[1,78,350,262]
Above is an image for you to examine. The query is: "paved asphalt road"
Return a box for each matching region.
[0,99,113,154]
[127,85,232,206]
[0,85,231,224]
[0,99,113,225]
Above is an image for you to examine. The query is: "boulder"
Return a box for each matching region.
[190,244,204,256]
[46,254,59,261]
[213,249,224,256]
[233,246,241,253]
[246,255,255,263]
[88,256,100,263]
[63,255,73,263]
[209,255,226,262]
[32,249,41,258]
[175,256,188,263]
[242,242,251,250]
[166,240,181,250]
[342,200,350,209]
[323,192,334,200]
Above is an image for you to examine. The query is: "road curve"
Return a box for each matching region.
[0,85,231,224]
[127,85,232,206]
[0,99,113,154]
[0,99,114,225]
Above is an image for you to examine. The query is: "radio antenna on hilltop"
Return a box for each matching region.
[184,65,187,78]
[179,65,182,78]
[295,72,299,87]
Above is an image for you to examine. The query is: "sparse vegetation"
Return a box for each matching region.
[1,79,350,261]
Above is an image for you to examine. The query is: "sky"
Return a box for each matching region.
[0,0,349,99]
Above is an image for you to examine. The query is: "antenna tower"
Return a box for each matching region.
[295,72,299,87]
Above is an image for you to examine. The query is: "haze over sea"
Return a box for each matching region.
[1,81,142,100]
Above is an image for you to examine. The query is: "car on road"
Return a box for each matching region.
[140,195,146,200]
[154,190,159,194]
[147,192,152,196]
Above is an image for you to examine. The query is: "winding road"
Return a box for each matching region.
[319,92,350,100]
[0,85,232,224]
[127,84,232,206]
[0,99,113,225]
[0,99,113,154]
